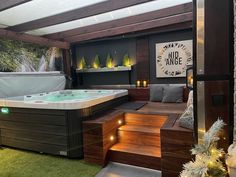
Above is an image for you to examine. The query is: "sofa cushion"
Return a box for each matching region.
[162,85,183,103]
[149,84,166,102]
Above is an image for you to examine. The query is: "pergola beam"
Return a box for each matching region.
[8,0,154,32]
[0,0,32,12]
[0,29,70,49]
[46,3,192,40]
[65,12,193,43]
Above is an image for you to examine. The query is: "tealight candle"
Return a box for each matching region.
[143,80,147,87]
[136,80,141,87]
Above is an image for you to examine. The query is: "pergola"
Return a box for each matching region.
[0,0,192,49]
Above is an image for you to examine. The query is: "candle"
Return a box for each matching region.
[143,80,147,87]
[136,80,141,87]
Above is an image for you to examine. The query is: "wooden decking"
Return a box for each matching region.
[138,101,187,114]
[108,112,166,170]
[83,101,194,176]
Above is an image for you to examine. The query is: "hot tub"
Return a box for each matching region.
[0,89,128,158]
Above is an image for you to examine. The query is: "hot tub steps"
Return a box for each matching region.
[108,112,165,170]
[109,143,161,170]
[118,125,161,147]
[118,125,161,134]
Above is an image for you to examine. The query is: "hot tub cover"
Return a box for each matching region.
[0,72,66,98]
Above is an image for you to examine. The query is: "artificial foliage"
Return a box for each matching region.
[93,54,100,69]
[180,119,227,177]
[0,38,54,71]
[123,54,131,66]
[106,53,114,68]
[79,57,86,69]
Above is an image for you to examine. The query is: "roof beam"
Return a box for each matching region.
[0,29,70,49]
[0,0,32,12]
[8,0,154,32]
[46,2,192,40]
[65,12,193,43]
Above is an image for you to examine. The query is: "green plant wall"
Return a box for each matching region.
[0,38,62,72]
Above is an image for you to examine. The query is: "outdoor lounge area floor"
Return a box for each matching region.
[0,148,101,177]
[96,162,161,177]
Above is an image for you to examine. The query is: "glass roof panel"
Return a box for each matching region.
[0,0,107,26]
[27,0,192,36]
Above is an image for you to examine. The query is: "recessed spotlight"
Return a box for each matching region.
[110,136,114,141]
[118,120,122,125]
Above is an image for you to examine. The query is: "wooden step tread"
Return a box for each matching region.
[118,125,160,134]
[110,143,161,157]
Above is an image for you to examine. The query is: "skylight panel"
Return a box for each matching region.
[27,0,192,36]
[0,0,107,26]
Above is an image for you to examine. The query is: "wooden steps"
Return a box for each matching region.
[124,113,167,127]
[118,125,160,147]
[119,125,160,134]
[110,143,161,157]
[109,143,161,170]
[108,112,168,170]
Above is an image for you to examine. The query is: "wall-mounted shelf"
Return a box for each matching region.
[76,66,132,73]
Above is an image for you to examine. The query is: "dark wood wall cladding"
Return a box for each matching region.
[193,0,234,147]
[83,110,125,165]
[62,49,72,78]
[136,37,149,81]
[149,29,192,84]
[204,81,231,150]
[128,88,150,101]
[204,0,232,75]
[161,115,194,177]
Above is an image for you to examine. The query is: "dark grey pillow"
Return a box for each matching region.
[162,85,183,103]
[149,84,165,102]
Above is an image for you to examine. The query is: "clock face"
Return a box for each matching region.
[156,40,192,78]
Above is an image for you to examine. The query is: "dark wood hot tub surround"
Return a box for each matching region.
[0,96,128,158]
[83,110,125,165]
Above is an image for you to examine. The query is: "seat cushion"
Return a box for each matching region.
[162,85,183,103]
[149,84,166,102]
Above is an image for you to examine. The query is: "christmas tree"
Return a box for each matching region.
[180,119,227,177]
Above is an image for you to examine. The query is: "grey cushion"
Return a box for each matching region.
[149,84,166,102]
[162,85,183,103]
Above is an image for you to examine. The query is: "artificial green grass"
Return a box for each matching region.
[0,148,102,177]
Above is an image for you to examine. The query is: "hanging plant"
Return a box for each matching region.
[93,54,100,69]
[106,53,114,68]
[79,56,86,69]
[123,54,131,67]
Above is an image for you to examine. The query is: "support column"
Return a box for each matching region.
[194,0,234,149]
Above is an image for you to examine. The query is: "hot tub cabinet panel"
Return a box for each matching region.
[0,91,128,158]
[0,108,83,158]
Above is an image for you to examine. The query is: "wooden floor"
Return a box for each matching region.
[138,102,187,114]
